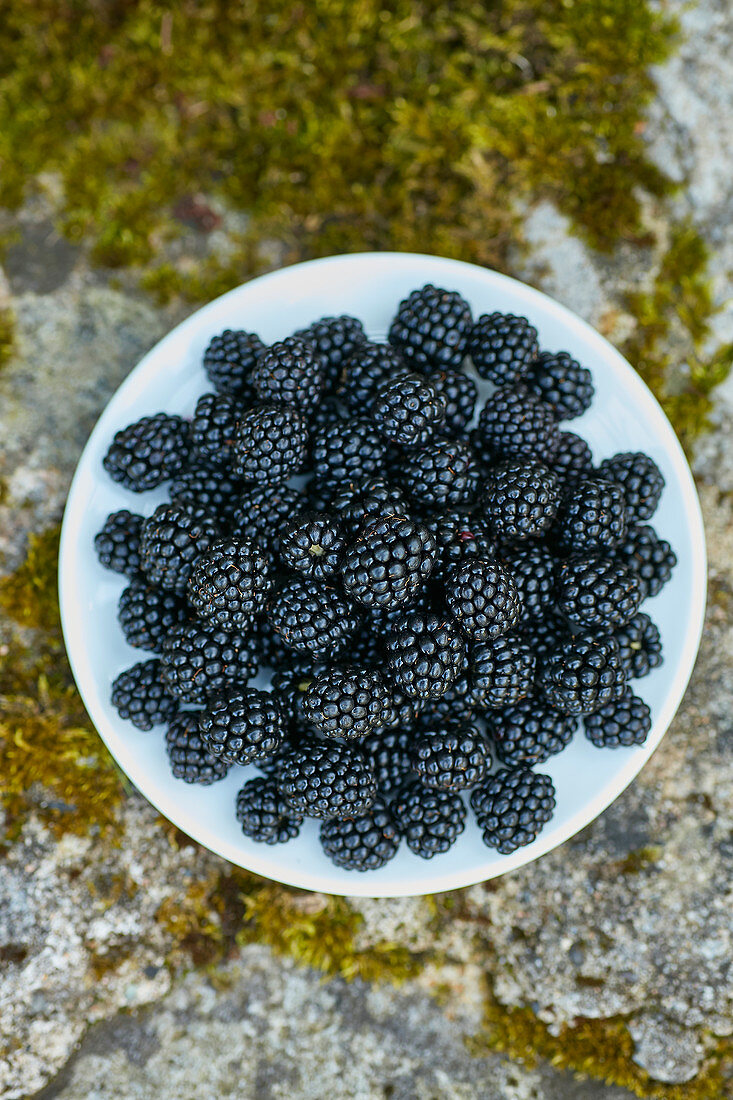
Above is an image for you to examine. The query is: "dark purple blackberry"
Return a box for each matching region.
[310,417,386,489]
[140,502,220,595]
[166,711,230,784]
[371,373,446,448]
[556,555,643,630]
[499,543,555,622]
[203,329,265,398]
[526,350,594,421]
[392,780,467,858]
[475,634,536,709]
[519,613,568,664]
[236,776,304,843]
[386,612,466,700]
[614,613,663,679]
[232,404,308,485]
[400,439,480,509]
[118,581,187,653]
[537,632,626,715]
[412,722,489,791]
[254,728,309,779]
[307,395,348,439]
[424,510,497,585]
[254,616,300,670]
[339,343,408,412]
[161,622,258,704]
[416,673,478,727]
[303,667,393,739]
[270,662,320,733]
[554,477,627,555]
[187,538,271,631]
[94,510,144,578]
[251,337,324,414]
[230,484,306,563]
[267,578,360,658]
[615,524,676,599]
[199,689,285,764]
[363,728,416,797]
[169,466,243,526]
[103,413,191,492]
[389,285,473,372]
[293,314,367,393]
[427,369,477,436]
[598,452,665,522]
[467,312,538,385]
[445,558,522,641]
[279,512,345,580]
[482,462,561,542]
[487,697,577,768]
[341,514,437,610]
[476,387,560,465]
[320,799,400,871]
[584,688,651,748]
[190,392,242,469]
[471,768,555,854]
[278,739,377,819]
[111,658,178,730]
[327,477,408,539]
[551,431,594,486]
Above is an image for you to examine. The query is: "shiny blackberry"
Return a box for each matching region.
[476,386,560,465]
[550,430,594,486]
[327,477,408,539]
[467,312,538,385]
[103,412,191,491]
[199,689,285,765]
[279,512,346,580]
[339,343,408,412]
[598,451,665,522]
[584,688,651,748]
[232,404,308,485]
[169,466,243,526]
[270,662,320,733]
[320,799,400,871]
[526,350,594,421]
[203,329,265,398]
[140,501,220,595]
[236,776,304,843]
[187,538,271,631]
[111,658,178,730]
[303,667,393,739]
[427,368,477,436]
[412,722,489,791]
[554,477,627,555]
[190,392,241,468]
[278,739,377,819]
[614,613,663,679]
[388,284,473,372]
[386,612,466,700]
[400,439,480,509]
[519,613,568,663]
[293,314,367,393]
[341,514,437,610]
[487,697,577,768]
[118,581,187,653]
[392,780,467,858]
[556,555,643,630]
[166,711,230,784]
[445,558,522,641]
[231,484,306,562]
[482,461,560,542]
[95,510,144,578]
[476,634,536,709]
[471,768,555,854]
[424,509,497,585]
[310,417,386,489]
[615,524,677,599]
[161,621,258,704]
[251,337,324,414]
[267,578,360,658]
[363,728,416,797]
[371,373,446,448]
[499,543,555,622]
[537,632,626,714]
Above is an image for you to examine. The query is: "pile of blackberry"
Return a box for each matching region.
[97,288,676,873]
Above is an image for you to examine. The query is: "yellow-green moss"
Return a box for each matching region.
[614,845,662,875]
[0,307,14,370]
[0,527,63,632]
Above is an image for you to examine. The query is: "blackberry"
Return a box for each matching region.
[255,616,301,670]
[166,711,230,784]
[392,780,467,858]
[279,512,346,580]
[363,728,416,797]
[236,776,304,844]
[95,510,144,578]
[550,430,594,486]
[615,524,676,599]
[371,373,446,448]
[267,578,360,658]
[556,555,643,630]
[118,581,187,653]
[161,621,258,704]
[584,688,651,748]
[231,484,306,562]
[614,613,663,679]
[255,728,309,779]
[320,799,400,871]
[190,391,242,468]
[417,673,477,727]
[487,697,577,768]
[400,439,480,509]
[386,612,466,699]
[103,412,190,492]
[169,466,243,526]
[427,368,477,436]
[251,337,324,414]
[140,502,220,595]
[412,722,489,791]
[499,543,555,622]
[467,312,538,385]
[389,284,473,372]
[445,559,522,641]
[278,739,377,819]
[310,417,386,489]
[482,462,560,542]
[341,514,437,610]
[293,314,367,393]
[232,404,308,484]
[303,667,393,739]
[471,768,555,854]
[327,478,408,539]
[537,632,626,715]
[199,689,285,764]
[203,329,265,398]
[424,509,497,585]
[598,451,665,522]
[271,662,320,733]
[339,343,408,412]
[476,386,560,465]
[111,658,178,730]
[476,634,536,709]
[519,613,568,664]
[187,538,271,631]
[554,477,627,555]
[526,350,594,421]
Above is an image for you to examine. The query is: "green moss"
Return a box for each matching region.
[0,526,63,632]
[614,845,662,875]
[0,307,14,370]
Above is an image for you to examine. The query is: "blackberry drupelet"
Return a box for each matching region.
[526,350,594,421]
[471,768,555,854]
[499,543,555,622]
[400,439,480,509]
[363,728,416,797]
[310,417,386,489]
[190,392,241,468]
[614,612,663,679]
[615,523,677,599]
[424,510,497,585]
[339,343,408,412]
[584,688,651,748]
[467,312,538,385]
[118,581,187,653]
[293,314,367,393]
[341,514,437,610]
[251,337,325,414]
[428,368,477,436]
[279,512,346,580]
[231,484,306,563]
[556,555,643,630]
[482,461,560,542]
[550,430,594,486]
[267,578,360,658]
[278,739,377,819]
[554,477,627,555]
[111,659,178,730]
[328,478,408,539]
[476,386,560,465]
[103,412,191,491]
[161,621,259,705]
[371,373,446,448]
[233,404,308,484]
[488,697,577,768]
[388,284,473,372]
[187,538,271,631]
[199,689,285,764]
[140,501,220,595]
[95,510,144,578]
[445,558,522,641]
[303,667,393,739]
[476,633,536,709]
[169,466,243,526]
[166,711,230,784]
[537,632,626,715]
[391,780,467,858]
[203,329,265,398]
[412,722,489,791]
[386,612,466,699]
[320,800,400,871]
[598,451,665,522]
[236,776,304,843]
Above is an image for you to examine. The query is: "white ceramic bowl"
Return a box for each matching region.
[59,252,706,898]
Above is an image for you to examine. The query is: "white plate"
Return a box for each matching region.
[59,252,707,898]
